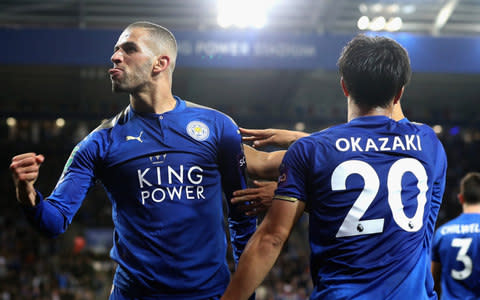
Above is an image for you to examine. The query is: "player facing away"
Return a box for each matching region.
[221,34,447,300]
[432,172,480,299]
[10,22,256,299]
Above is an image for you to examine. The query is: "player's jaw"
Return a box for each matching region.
[110,61,151,93]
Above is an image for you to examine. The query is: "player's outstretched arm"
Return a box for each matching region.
[10,153,45,207]
[221,198,305,300]
[240,127,309,149]
[244,145,285,180]
[232,180,277,216]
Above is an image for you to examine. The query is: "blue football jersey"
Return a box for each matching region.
[432,213,480,299]
[275,116,447,299]
[23,96,256,299]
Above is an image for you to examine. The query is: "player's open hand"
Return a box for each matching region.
[240,127,308,149]
[232,180,277,216]
[10,153,45,207]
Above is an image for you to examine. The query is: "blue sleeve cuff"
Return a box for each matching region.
[21,189,46,218]
[21,190,65,238]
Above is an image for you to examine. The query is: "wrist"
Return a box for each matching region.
[16,186,38,207]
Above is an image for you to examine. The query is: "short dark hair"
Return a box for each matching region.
[460,172,480,204]
[126,21,177,72]
[338,34,411,108]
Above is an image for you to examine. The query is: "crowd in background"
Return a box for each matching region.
[1,105,479,299]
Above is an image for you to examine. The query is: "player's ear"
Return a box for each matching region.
[152,55,170,75]
[458,193,464,205]
[393,86,404,104]
[340,77,349,97]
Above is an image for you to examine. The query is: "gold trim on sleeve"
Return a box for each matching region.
[274,195,299,202]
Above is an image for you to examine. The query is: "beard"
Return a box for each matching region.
[111,61,152,93]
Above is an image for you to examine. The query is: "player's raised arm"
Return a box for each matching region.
[10,133,100,238]
[10,152,45,207]
[240,127,309,149]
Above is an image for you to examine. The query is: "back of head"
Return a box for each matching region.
[460,172,480,205]
[338,34,411,109]
[126,21,178,74]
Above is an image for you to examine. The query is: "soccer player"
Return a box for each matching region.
[236,100,410,215]
[432,172,480,299]
[221,34,447,299]
[10,21,256,299]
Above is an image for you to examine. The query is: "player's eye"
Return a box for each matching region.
[123,45,137,53]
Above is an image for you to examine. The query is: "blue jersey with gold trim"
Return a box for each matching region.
[275,116,447,300]
[23,96,256,299]
[432,213,480,300]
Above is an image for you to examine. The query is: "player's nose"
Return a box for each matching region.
[111,50,123,64]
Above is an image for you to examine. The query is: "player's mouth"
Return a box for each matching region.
[109,68,123,79]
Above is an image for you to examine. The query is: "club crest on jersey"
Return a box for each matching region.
[186,121,209,141]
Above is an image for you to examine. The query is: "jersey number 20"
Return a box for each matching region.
[332,158,428,238]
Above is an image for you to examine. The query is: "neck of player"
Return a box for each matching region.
[347,97,394,122]
[130,80,176,114]
[463,203,480,214]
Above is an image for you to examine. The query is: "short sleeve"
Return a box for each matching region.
[274,138,311,203]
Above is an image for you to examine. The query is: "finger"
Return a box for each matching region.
[12,152,37,162]
[253,139,272,148]
[16,172,39,182]
[231,194,257,204]
[10,156,39,169]
[233,188,259,196]
[35,154,45,164]
[12,166,39,179]
[241,136,263,142]
[239,128,268,136]
[14,165,40,174]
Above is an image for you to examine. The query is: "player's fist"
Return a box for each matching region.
[10,152,45,207]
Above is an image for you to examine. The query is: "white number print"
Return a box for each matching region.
[451,238,473,280]
[333,158,428,238]
[333,160,383,237]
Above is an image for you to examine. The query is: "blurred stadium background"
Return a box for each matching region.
[1,0,479,299]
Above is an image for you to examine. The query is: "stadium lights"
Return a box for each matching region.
[217,0,276,29]
[6,117,17,127]
[369,16,386,31]
[56,118,66,128]
[357,16,403,32]
[385,17,403,32]
[357,16,370,30]
[357,2,409,32]
[433,125,443,135]
[294,122,306,131]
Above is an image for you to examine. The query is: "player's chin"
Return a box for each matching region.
[111,82,128,93]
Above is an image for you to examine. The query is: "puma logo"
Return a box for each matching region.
[126,131,143,143]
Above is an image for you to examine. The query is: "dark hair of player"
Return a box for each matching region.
[337,34,411,109]
[460,172,480,204]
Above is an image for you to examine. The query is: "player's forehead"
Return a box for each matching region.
[115,27,149,49]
